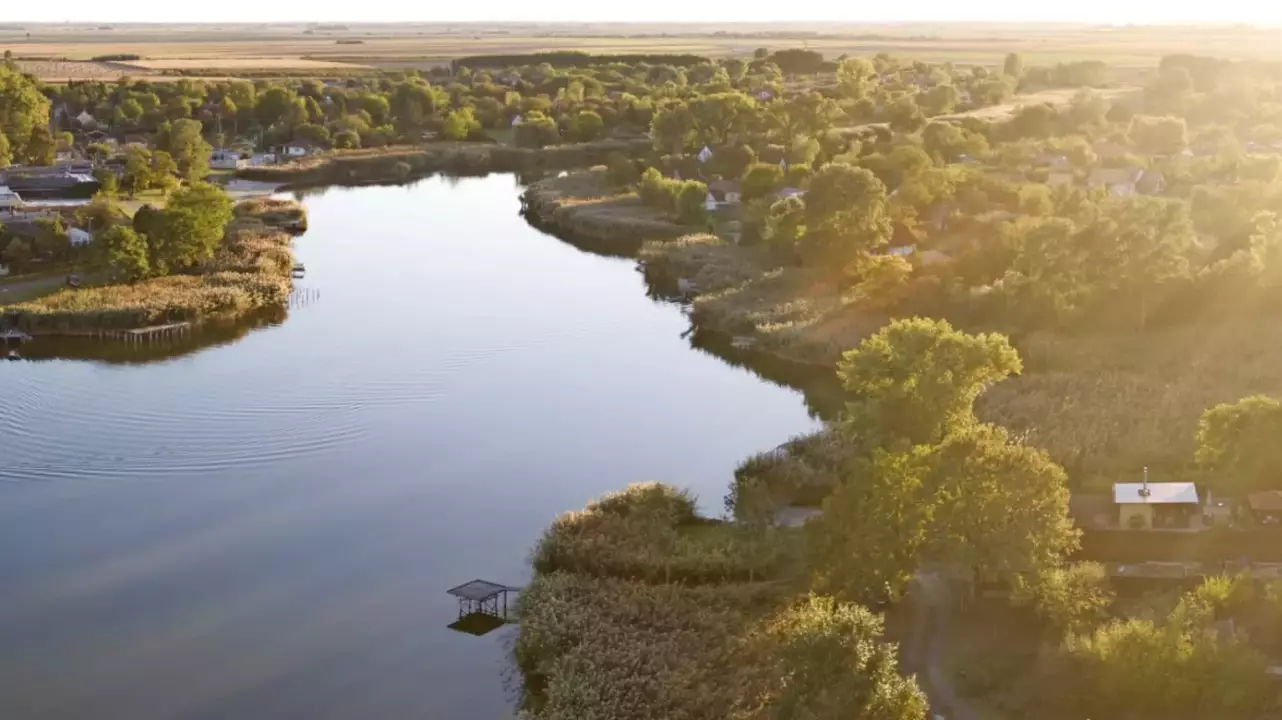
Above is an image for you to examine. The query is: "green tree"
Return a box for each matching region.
[760,595,928,720]
[650,102,696,154]
[675,181,708,225]
[1129,115,1188,156]
[98,225,150,281]
[0,64,52,165]
[809,424,1074,605]
[803,163,892,266]
[1195,395,1282,497]
[514,112,560,149]
[741,162,784,201]
[687,92,756,146]
[837,317,1022,447]
[33,217,69,260]
[765,195,806,255]
[919,84,960,116]
[441,107,480,141]
[887,95,926,134]
[122,146,153,197]
[150,150,179,194]
[146,182,233,273]
[163,118,211,181]
[255,86,298,127]
[836,57,878,99]
[24,126,56,165]
[1003,52,1025,80]
[1,237,32,271]
[567,110,605,142]
[1015,562,1114,638]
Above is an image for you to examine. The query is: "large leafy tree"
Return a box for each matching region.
[836,57,879,100]
[687,92,757,146]
[162,118,211,182]
[808,425,1075,604]
[757,595,928,720]
[802,163,892,266]
[0,64,51,166]
[1195,395,1282,497]
[837,317,1022,447]
[146,182,233,273]
[98,225,151,281]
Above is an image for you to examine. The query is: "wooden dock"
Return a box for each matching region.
[23,322,193,342]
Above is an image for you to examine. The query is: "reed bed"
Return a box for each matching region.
[514,572,789,720]
[523,171,689,248]
[531,483,795,585]
[4,201,296,333]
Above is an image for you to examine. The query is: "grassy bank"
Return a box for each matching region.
[1,200,300,333]
[521,171,693,252]
[237,140,650,188]
[514,483,925,719]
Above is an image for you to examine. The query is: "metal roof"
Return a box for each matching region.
[446,579,515,601]
[1113,482,1199,505]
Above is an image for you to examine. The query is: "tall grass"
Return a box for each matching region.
[3,200,297,333]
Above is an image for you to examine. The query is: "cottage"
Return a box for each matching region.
[704,192,718,213]
[75,110,97,128]
[697,146,714,163]
[0,186,22,210]
[209,149,241,170]
[1247,491,1282,525]
[282,140,320,158]
[1088,167,1143,196]
[1113,478,1200,530]
[707,179,741,204]
[68,228,93,247]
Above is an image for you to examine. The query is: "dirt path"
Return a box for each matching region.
[906,573,981,720]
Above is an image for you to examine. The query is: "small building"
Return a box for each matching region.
[75,110,97,128]
[1247,491,1282,525]
[1089,167,1143,197]
[209,148,241,170]
[697,145,713,163]
[68,228,93,247]
[0,186,22,210]
[704,192,718,213]
[0,263,8,277]
[282,140,320,158]
[774,187,806,200]
[1136,170,1166,196]
[511,115,523,127]
[707,179,741,204]
[1113,479,1200,530]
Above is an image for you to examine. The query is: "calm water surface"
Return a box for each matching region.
[0,175,819,720]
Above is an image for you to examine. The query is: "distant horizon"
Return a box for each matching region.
[6,2,1282,26]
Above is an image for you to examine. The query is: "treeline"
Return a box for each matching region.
[453,51,710,70]
[90,53,142,62]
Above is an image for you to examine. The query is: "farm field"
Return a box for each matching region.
[4,22,1282,79]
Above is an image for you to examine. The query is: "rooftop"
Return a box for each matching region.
[446,579,516,601]
[1248,491,1282,512]
[1113,482,1199,505]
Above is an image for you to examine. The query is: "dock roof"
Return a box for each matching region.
[446,579,515,601]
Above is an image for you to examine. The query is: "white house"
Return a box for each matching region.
[697,146,713,163]
[68,228,93,247]
[75,110,96,127]
[0,186,21,210]
[511,115,523,127]
[1113,478,1201,530]
[704,192,718,213]
[282,140,319,158]
[210,149,241,170]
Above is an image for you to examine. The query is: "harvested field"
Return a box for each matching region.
[13,59,154,81]
[118,57,369,71]
[7,22,1282,77]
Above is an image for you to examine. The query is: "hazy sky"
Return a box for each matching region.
[7,1,1282,24]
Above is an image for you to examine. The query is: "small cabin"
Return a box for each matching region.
[1113,480,1200,530]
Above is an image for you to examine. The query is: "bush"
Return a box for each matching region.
[675,180,709,225]
[606,151,641,187]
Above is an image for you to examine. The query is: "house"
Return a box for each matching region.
[68,228,93,247]
[697,146,713,163]
[1089,167,1143,196]
[774,187,806,200]
[209,149,241,170]
[75,110,97,128]
[707,179,741,204]
[0,263,8,277]
[1113,477,1201,530]
[511,115,523,127]
[756,90,773,101]
[0,186,22,210]
[1136,170,1166,196]
[282,140,320,158]
[123,133,150,148]
[704,192,718,213]
[1247,491,1282,525]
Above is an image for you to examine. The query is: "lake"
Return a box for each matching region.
[0,175,820,720]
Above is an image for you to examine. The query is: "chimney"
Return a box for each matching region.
[1139,466,1151,498]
